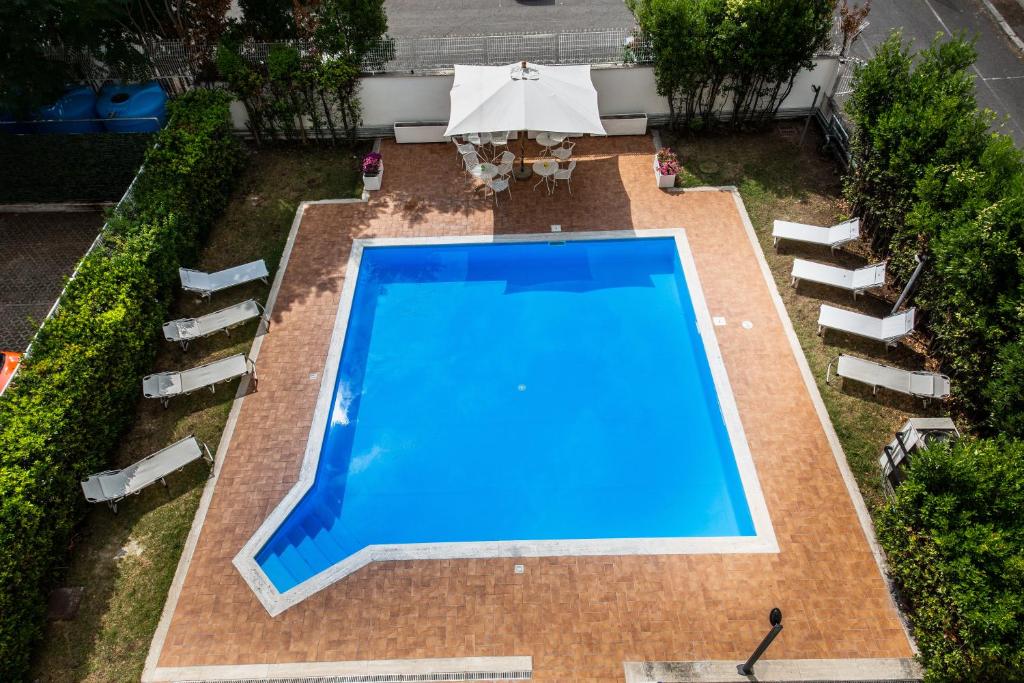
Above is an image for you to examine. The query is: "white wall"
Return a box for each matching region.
[229,59,839,132]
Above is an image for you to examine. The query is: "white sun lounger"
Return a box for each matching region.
[817,305,916,347]
[81,435,212,512]
[179,260,269,299]
[163,299,268,350]
[791,259,886,299]
[827,354,951,405]
[773,218,860,252]
[143,353,256,407]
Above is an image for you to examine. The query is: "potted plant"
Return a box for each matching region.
[362,151,383,191]
[654,147,679,189]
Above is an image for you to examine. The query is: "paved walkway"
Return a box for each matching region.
[0,211,103,351]
[150,136,912,682]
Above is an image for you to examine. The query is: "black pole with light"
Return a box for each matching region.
[737,608,783,676]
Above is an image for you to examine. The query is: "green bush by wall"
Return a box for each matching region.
[844,32,1024,430]
[0,89,243,680]
[878,438,1024,681]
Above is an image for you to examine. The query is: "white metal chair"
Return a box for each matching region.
[453,138,476,163]
[490,131,510,154]
[486,175,512,204]
[495,150,515,177]
[553,160,577,195]
[550,140,576,162]
[461,151,483,174]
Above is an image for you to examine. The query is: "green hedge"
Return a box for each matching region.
[844,32,1024,430]
[878,438,1024,681]
[0,89,243,680]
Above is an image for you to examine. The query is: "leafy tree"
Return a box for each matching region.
[311,0,388,63]
[267,43,308,141]
[237,0,296,39]
[902,134,1024,417]
[844,32,985,254]
[720,0,833,126]
[877,438,1024,681]
[986,340,1024,437]
[628,0,832,129]
[627,0,728,129]
[0,0,142,114]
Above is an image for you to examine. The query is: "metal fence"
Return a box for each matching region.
[361,28,651,73]
[51,28,652,89]
[51,18,858,86]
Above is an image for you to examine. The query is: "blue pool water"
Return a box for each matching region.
[256,237,755,593]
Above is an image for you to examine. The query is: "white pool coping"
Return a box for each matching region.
[233,228,778,616]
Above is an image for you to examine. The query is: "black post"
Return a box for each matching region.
[737,608,783,676]
[799,85,821,147]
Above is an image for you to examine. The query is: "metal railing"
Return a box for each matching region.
[48,28,651,87]
[361,28,651,73]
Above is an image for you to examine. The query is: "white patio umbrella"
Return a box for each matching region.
[444,61,606,177]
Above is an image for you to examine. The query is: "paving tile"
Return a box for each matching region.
[155,136,912,680]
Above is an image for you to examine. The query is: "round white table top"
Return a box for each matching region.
[536,132,568,147]
[532,159,559,176]
[466,132,493,146]
[472,162,499,179]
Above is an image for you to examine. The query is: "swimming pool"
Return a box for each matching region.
[236,230,776,615]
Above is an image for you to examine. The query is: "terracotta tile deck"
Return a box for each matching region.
[152,136,912,681]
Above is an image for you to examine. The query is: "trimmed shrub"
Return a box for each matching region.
[844,32,1024,426]
[877,438,1024,681]
[0,89,243,680]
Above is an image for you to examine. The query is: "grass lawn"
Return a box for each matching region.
[663,126,950,510]
[31,143,367,682]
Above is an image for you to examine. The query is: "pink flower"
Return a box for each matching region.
[362,152,382,175]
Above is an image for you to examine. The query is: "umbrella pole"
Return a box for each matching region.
[513,129,533,180]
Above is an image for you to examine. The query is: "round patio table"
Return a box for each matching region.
[532,159,559,194]
[470,162,499,181]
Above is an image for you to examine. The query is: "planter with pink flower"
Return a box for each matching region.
[362,152,383,191]
[654,147,679,188]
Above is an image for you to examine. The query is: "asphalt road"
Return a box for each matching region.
[384,0,634,37]
[849,0,1024,145]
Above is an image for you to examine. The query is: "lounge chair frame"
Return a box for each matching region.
[816,305,915,348]
[143,354,257,408]
[179,260,269,300]
[826,354,951,406]
[163,299,269,351]
[791,259,886,300]
[81,435,213,513]
[772,218,860,254]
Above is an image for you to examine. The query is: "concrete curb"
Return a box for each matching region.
[979,0,1024,52]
